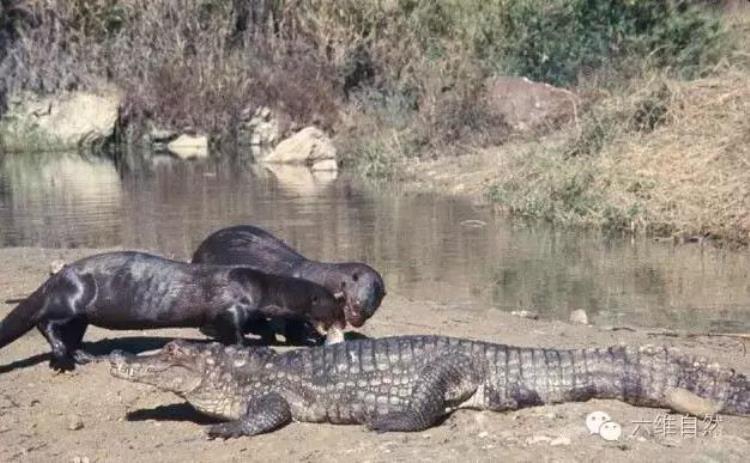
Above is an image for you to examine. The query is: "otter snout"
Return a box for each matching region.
[346,279,386,327]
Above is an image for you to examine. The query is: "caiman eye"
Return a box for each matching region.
[352,272,360,283]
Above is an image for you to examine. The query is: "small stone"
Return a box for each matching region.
[478,431,489,438]
[257,106,271,119]
[569,309,589,325]
[511,310,539,320]
[148,128,177,143]
[167,134,209,159]
[460,219,487,228]
[67,415,84,431]
[262,126,336,165]
[311,159,338,171]
[550,436,571,446]
[525,435,552,445]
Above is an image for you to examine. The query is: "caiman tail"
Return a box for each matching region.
[511,344,750,415]
[597,345,750,415]
[0,279,49,350]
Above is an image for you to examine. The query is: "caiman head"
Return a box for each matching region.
[109,340,274,419]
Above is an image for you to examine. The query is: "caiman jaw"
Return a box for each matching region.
[110,350,143,380]
[108,346,204,395]
[109,351,171,382]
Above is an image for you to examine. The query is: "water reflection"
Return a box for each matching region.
[0,151,748,332]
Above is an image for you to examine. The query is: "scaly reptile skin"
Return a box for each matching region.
[110,335,750,439]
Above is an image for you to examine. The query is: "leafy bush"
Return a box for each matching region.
[493,0,724,85]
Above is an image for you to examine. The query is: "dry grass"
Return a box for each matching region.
[1,0,340,139]
[486,6,750,244]
[489,63,750,244]
[601,67,750,242]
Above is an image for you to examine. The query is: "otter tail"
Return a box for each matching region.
[0,281,48,350]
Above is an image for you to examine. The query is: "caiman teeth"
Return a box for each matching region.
[110,363,139,378]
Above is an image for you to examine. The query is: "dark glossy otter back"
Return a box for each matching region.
[192,225,387,328]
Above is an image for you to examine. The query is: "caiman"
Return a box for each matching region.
[109,335,750,438]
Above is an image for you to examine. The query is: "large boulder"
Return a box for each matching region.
[0,87,122,152]
[261,126,337,170]
[484,76,579,134]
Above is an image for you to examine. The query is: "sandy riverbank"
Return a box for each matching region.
[1,247,749,463]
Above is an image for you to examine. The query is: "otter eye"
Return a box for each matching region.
[312,296,319,304]
[352,273,360,282]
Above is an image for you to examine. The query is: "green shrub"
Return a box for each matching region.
[492,0,724,85]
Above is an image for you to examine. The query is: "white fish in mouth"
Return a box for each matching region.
[316,321,346,345]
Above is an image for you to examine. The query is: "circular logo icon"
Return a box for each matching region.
[585,411,612,434]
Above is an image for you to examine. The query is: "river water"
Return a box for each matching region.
[1,151,749,332]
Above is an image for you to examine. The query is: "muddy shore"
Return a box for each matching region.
[1,247,749,463]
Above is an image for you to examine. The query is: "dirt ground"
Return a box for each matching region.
[1,247,750,463]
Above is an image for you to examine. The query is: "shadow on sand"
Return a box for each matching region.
[0,330,370,374]
[0,336,198,375]
[126,402,221,425]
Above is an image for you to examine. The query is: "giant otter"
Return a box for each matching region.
[191,225,386,342]
[0,251,344,370]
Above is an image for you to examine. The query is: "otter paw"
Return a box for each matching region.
[49,356,76,372]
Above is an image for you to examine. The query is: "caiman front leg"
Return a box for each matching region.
[206,393,292,439]
[366,353,482,432]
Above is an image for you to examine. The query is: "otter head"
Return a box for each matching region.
[332,263,386,328]
[280,278,347,342]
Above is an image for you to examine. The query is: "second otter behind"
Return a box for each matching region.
[192,225,386,343]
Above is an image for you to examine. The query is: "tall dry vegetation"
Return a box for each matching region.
[1,0,340,140]
[0,0,509,149]
[488,7,750,244]
[2,1,723,152]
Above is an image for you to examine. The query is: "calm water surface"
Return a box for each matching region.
[1,151,749,332]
